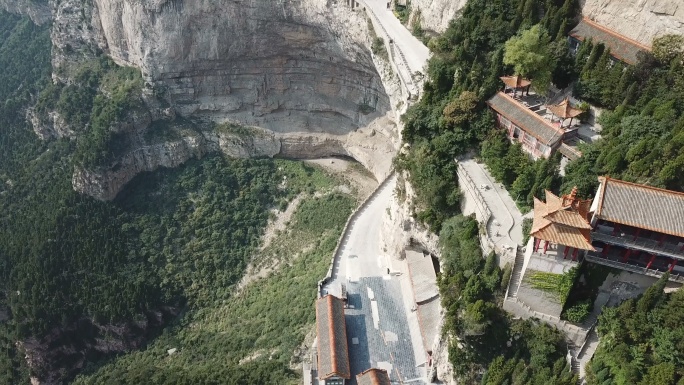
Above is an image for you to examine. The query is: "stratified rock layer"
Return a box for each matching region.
[79,0,390,134]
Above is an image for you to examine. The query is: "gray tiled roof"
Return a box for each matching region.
[569,18,650,65]
[316,295,350,380]
[596,177,684,237]
[357,368,391,385]
[487,92,564,146]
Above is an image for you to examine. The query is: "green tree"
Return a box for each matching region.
[652,34,684,65]
[503,24,555,93]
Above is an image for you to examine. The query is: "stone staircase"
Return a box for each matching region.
[507,247,526,299]
[574,328,600,382]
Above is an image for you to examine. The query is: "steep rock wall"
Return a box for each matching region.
[73,118,397,201]
[409,0,467,34]
[581,0,684,46]
[74,0,391,134]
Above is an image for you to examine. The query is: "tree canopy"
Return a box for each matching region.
[504,24,555,92]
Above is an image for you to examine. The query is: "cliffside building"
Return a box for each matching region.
[568,17,651,66]
[530,188,595,262]
[316,295,351,384]
[487,91,567,160]
[586,177,684,281]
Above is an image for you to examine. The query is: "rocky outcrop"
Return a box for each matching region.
[0,0,51,25]
[581,0,684,46]
[409,0,467,34]
[40,0,402,199]
[19,308,178,385]
[73,119,397,200]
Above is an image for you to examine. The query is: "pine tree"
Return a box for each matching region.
[574,38,593,70]
[581,42,605,77]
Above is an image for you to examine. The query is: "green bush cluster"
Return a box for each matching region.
[563,300,591,324]
[528,267,577,305]
[586,276,684,385]
[438,216,577,384]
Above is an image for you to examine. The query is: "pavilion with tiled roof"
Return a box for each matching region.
[487,91,565,159]
[356,368,391,385]
[316,294,351,384]
[547,98,583,127]
[531,187,594,261]
[500,75,531,96]
[569,17,651,65]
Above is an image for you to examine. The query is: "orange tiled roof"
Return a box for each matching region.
[357,368,392,385]
[531,188,595,250]
[534,224,594,250]
[316,295,350,380]
[548,98,583,119]
[500,75,531,89]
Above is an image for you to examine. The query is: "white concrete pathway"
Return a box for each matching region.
[359,0,430,74]
[459,159,526,248]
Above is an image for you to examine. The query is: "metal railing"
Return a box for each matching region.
[592,231,684,260]
[585,253,684,282]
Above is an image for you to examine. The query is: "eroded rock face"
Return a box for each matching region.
[581,0,684,46]
[79,0,390,133]
[42,0,399,199]
[73,119,398,201]
[409,0,467,34]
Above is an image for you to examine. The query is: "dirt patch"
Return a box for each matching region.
[305,158,379,200]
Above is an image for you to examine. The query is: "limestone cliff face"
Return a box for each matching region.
[581,0,684,46]
[60,0,390,134]
[73,118,398,200]
[38,0,399,199]
[409,0,467,34]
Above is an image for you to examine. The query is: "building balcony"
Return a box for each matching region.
[592,230,684,260]
[585,253,684,283]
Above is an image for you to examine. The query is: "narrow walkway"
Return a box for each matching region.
[359,0,430,74]
[457,159,525,261]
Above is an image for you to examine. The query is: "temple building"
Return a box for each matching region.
[316,295,351,385]
[356,368,392,385]
[586,177,684,281]
[568,17,650,66]
[530,188,595,261]
[487,91,566,160]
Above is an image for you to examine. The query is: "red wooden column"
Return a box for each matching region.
[622,249,632,263]
[658,233,666,246]
[669,259,677,272]
[543,240,549,254]
[646,254,657,269]
[563,246,571,259]
[633,228,642,241]
[533,238,540,253]
[601,244,611,257]
[572,248,579,261]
